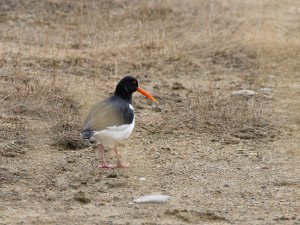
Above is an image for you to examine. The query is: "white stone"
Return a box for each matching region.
[260,88,272,93]
[231,90,256,97]
[133,195,170,204]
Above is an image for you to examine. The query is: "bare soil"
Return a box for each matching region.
[1,1,300,225]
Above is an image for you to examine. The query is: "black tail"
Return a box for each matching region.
[80,129,93,139]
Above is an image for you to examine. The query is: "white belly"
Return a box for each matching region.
[92,118,135,147]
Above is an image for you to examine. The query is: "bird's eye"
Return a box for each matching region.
[132,80,137,85]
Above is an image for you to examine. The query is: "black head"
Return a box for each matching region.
[114,76,138,102]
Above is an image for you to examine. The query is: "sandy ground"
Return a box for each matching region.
[1,1,300,225]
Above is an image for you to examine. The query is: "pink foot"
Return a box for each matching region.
[98,164,116,169]
[116,163,129,168]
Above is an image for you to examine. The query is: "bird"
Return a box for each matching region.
[80,76,157,169]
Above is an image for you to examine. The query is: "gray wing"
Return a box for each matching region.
[82,100,124,132]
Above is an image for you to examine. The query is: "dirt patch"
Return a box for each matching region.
[165,209,229,223]
[0,168,17,185]
[51,122,89,150]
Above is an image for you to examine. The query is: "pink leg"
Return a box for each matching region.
[114,143,129,168]
[98,144,116,169]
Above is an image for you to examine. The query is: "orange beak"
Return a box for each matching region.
[137,87,157,103]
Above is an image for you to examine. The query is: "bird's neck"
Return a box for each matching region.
[114,90,132,104]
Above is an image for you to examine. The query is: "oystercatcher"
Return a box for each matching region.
[81,76,156,169]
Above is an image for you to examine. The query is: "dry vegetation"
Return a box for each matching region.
[1,0,300,224]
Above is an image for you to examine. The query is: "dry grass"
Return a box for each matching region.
[1,0,299,148]
[6,76,72,118]
[147,85,277,141]
[190,88,277,139]
[1,73,85,149]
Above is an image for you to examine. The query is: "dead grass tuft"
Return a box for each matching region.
[6,75,77,120]
[3,74,86,149]
[189,88,277,140]
[210,47,258,71]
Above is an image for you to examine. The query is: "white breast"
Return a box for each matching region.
[92,104,135,147]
